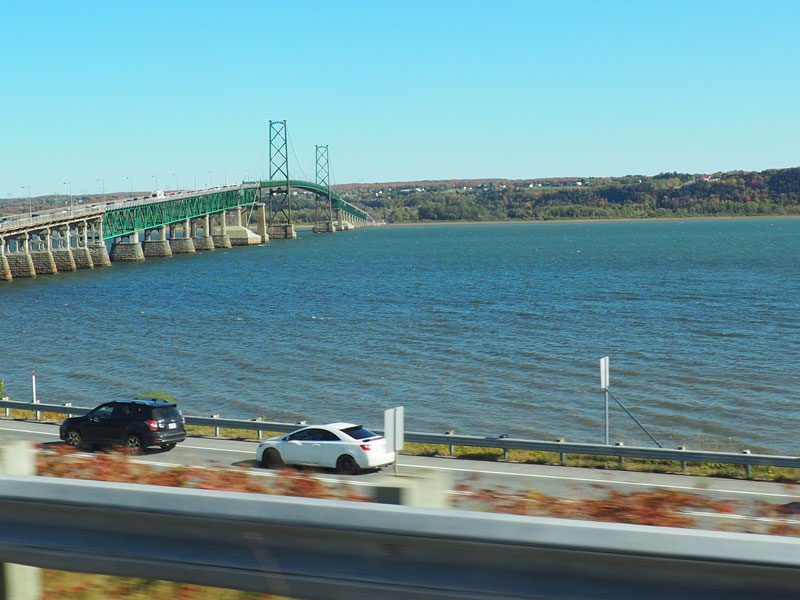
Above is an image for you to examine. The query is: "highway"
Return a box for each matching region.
[1,419,798,533]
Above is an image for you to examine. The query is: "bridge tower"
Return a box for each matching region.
[312,145,336,233]
[267,120,296,239]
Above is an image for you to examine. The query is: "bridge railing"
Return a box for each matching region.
[0,474,798,599]
[1,398,797,469]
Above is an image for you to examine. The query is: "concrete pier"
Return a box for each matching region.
[30,251,57,275]
[142,239,173,257]
[169,237,196,253]
[51,249,77,272]
[110,241,144,262]
[0,254,12,281]
[6,254,36,278]
[88,244,111,267]
[268,224,297,239]
[72,247,94,269]
[227,226,262,246]
[192,236,215,250]
[313,221,337,233]
[211,235,231,248]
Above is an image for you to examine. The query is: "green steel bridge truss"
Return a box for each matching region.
[102,181,371,240]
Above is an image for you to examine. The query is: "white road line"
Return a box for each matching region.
[180,444,251,454]
[0,426,58,436]
[404,463,800,499]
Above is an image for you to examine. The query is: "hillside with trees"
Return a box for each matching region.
[334,167,800,223]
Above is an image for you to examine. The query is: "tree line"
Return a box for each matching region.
[335,167,800,223]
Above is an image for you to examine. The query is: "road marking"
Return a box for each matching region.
[403,463,800,499]
[180,444,252,454]
[0,426,58,436]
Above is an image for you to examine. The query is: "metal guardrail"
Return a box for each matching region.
[1,398,798,470]
[0,474,798,599]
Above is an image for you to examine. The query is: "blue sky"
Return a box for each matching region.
[1,0,798,198]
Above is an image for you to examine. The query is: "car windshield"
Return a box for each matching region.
[152,406,181,420]
[341,426,377,440]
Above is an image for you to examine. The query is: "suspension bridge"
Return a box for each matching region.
[0,121,376,281]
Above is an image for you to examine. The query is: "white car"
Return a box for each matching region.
[256,422,395,474]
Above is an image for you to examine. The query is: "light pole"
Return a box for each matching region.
[62,181,72,210]
[21,185,31,216]
[207,171,213,188]
[245,169,249,182]
[152,175,158,191]
[97,178,105,203]
[223,170,227,186]
[172,173,178,191]
[126,176,132,198]
[191,172,196,190]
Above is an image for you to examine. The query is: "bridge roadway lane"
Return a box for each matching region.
[1,419,798,531]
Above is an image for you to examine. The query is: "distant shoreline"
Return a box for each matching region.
[379,214,800,227]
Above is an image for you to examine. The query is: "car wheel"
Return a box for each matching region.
[66,429,84,449]
[160,443,176,450]
[262,448,284,469]
[125,434,143,454]
[336,454,360,475]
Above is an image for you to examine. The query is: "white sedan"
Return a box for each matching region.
[256,422,395,474]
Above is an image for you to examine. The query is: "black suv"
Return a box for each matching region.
[59,399,186,453]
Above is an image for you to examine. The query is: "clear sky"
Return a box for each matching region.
[1,0,798,198]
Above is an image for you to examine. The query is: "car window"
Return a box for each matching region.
[111,404,131,419]
[318,430,341,441]
[287,429,313,441]
[340,426,377,440]
[152,406,180,420]
[93,404,115,421]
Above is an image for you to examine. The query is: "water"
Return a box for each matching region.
[1,219,798,454]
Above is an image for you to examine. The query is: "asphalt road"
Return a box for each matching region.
[2,419,798,533]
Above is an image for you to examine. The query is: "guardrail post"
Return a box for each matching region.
[678,446,687,472]
[256,417,263,440]
[2,397,8,418]
[615,441,625,469]
[743,449,751,478]
[64,402,73,419]
[212,414,220,438]
[445,430,454,456]
[499,434,509,460]
[0,441,41,600]
[557,438,566,464]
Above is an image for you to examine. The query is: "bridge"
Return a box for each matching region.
[0,121,376,282]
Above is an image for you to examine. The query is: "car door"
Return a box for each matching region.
[317,429,346,468]
[283,428,324,465]
[80,403,117,444]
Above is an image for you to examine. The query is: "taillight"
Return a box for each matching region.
[359,444,372,451]
[145,420,158,431]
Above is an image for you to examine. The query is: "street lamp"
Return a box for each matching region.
[207,171,213,188]
[172,173,178,191]
[21,185,31,216]
[152,175,158,191]
[62,181,72,210]
[223,170,227,186]
[126,176,132,198]
[97,178,105,203]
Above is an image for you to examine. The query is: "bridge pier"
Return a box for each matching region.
[51,227,76,272]
[169,221,196,253]
[256,203,269,243]
[191,215,215,251]
[5,236,35,278]
[88,244,111,267]
[29,230,58,275]
[227,208,261,246]
[142,227,172,257]
[0,238,11,281]
[211,210,231,248]
[268,224,297,239]
[110,232,144,262]
[313,221,337,233]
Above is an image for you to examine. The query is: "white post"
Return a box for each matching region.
[600,357,610,445]
[32,370,40,420]
[384,406,405,476]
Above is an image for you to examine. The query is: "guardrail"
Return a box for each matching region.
[2,398,798,470]
[0,474,798,599]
